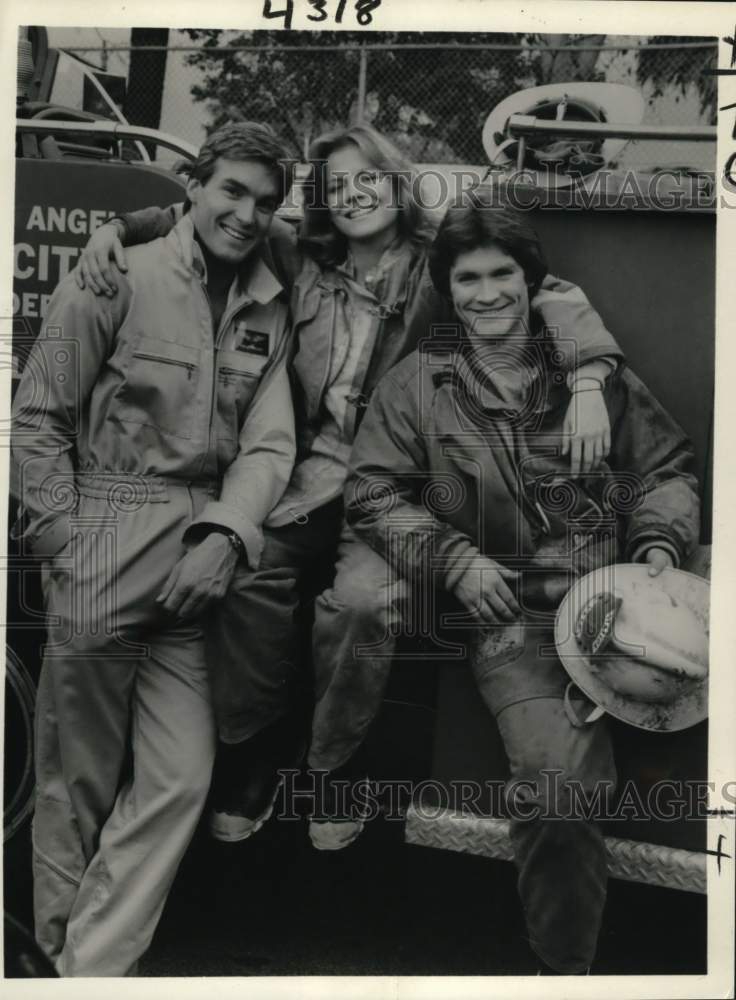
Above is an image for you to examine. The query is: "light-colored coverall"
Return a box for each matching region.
[11,213,295,975]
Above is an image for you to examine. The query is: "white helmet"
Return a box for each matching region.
[555,564,709,731]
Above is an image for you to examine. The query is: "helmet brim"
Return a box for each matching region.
[554,564,709,732]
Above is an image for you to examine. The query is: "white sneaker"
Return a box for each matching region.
[308,818,365,851]
[209,779,282,843]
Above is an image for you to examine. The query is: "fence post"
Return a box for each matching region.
[126,28,169,157]
[356,44,367,122]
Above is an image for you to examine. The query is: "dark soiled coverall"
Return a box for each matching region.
[308,339,699,972]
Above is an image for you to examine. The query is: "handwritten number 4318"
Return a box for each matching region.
[263,0,382,29]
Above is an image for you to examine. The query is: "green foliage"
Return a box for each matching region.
[182,31,716,163]
[183,29,533,162]
[636,36,717,121]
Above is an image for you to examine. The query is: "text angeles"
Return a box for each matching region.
[262,0,382,29]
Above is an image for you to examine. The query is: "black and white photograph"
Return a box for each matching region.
[3,1,735,996]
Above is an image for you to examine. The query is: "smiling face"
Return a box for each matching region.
[186,157,280,264]
[325,142,400,247]
[449,243,531,340]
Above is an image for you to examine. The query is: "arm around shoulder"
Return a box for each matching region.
[534,274,624,371]
[118,202,183,244]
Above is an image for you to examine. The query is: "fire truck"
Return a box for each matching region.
[7,26,716,947]
[8,27,192,862]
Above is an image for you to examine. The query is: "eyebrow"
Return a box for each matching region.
[221,177,250,192]
[454,264,515,276]
[220,177,277,201]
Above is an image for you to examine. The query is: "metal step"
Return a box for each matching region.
[404,805,706,894]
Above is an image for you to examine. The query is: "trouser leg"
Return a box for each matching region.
[309,530,407,772]
[205,503,341,744]
[469,623,617,974]
[32,654,136,966]
[57,622,215,976]
[32,484,214,974]
[32,551,141,967]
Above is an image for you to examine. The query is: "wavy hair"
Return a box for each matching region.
[428,187,548,300]
[299,123,436,267]
[178,121,297,203]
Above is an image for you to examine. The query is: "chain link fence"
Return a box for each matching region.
[61,32,718,173]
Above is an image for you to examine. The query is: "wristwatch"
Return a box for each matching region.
[207,527,245,560]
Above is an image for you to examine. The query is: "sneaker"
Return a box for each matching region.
[307,759,369,851]
[308,817,365,851]
[208,718,305,843]
[209,776,284,843]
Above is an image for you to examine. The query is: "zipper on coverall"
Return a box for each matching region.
[194,280,250,481]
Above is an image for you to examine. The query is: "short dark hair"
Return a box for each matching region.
[428,188,548,299]
[186,122,297,203]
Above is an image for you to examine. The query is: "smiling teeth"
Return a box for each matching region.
[346,206,376,219]
[222,224,249,240]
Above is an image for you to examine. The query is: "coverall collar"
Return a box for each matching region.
[427,336,561,418]
[170,213,284,306]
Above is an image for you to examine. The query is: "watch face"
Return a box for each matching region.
[228,532,244,555]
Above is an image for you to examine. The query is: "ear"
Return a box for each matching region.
[186,175,202,206]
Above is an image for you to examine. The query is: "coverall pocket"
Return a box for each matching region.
[117,336,200,439]
[215,349,268,441]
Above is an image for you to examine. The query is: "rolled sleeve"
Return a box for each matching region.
[186,503,264,569]
[629,537,681,568]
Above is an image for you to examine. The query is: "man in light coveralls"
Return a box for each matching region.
[11,122,296,976]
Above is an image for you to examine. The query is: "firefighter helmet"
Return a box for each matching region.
[554,563,709,731]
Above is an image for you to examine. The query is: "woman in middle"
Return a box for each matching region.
[74,122,622,845]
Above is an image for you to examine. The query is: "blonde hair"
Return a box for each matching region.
[299,123,436,267]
